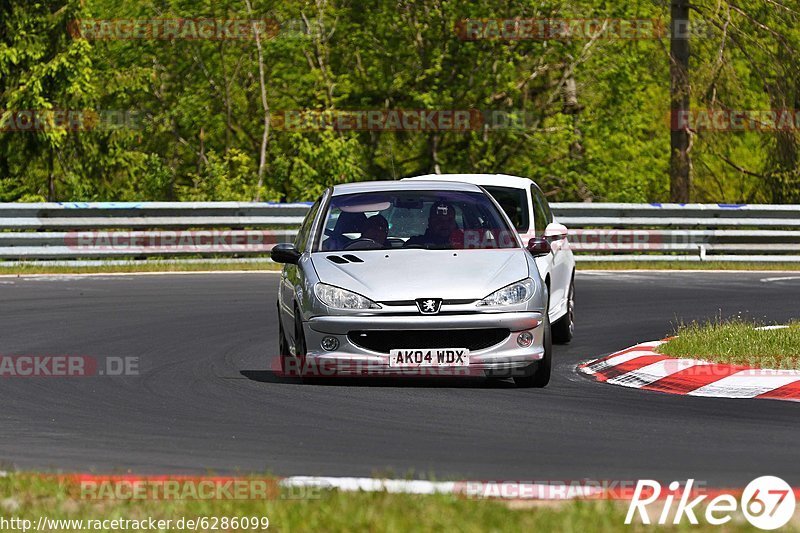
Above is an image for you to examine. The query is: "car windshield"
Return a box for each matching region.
[317,190,520,251]
[482,185,529,232]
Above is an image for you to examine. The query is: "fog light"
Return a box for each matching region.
[517,331,533,348]
[321,336,339,351]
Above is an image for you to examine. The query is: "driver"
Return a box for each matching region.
[406,202,464,248]
[322,211,367,251]
[360,214,389,247]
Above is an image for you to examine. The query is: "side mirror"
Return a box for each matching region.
[270,243,301,264]
[527,237,551,257]
[544,222,568,241]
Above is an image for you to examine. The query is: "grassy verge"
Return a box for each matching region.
[0,261,281,275]
[0,473,775,532]
[577,260,800,271]
[657,319,800,369]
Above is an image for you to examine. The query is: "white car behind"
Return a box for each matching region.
[405,174,575,343]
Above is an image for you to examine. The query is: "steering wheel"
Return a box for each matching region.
[344,238,383,250]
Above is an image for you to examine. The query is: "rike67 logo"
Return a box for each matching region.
[625,476,795,530]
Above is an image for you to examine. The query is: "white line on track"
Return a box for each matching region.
[0,270,281,279]
[279,477,601,499]
[760,276,800,283]
[581,269,800,274]
[281,477,456,495]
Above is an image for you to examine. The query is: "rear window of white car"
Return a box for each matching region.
[483,186,529,232]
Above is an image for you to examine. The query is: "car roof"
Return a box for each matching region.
[331,180,483,196]
[404,173,535,190]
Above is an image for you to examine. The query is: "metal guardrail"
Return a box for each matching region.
[554,203,800,262]
[0,202,799,262]
[0,202,309,230]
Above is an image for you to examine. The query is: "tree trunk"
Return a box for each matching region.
[669,0,691,202]
[765,46,799,203]
[246,0,270,201]
[47,147,55,201]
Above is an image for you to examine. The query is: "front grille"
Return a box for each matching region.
[380,299,477,306]
[347,329,509,353]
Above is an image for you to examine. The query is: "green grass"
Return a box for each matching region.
[577,260,800,271]
[0,261,281,275]
[0,473,781,532]
[657,319,800,369]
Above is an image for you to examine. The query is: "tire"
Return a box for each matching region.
[277,305,293,376]
[514,315,552,388]
[551,278,574,344]
[294,310,321,384]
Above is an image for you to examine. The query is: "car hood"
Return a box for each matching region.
[311,249,530,302]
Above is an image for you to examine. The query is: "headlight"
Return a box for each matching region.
[478,278,535,306]
[314,283,381,310]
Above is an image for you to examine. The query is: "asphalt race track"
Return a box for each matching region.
[0,271,798,486]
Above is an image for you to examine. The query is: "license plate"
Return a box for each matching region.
[388,348,470,367]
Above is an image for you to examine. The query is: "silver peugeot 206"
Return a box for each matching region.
[271,180,553,387]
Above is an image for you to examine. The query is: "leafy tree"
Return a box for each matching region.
[0,0,797,203]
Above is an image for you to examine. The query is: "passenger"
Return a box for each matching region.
[360,214,389,247]
[406,202,464,248]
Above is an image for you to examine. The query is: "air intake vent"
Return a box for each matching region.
[326,254,364,264]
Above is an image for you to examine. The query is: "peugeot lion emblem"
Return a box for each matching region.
[416,298,443,315]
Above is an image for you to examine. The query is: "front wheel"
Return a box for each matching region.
[551,279,574,344]
[278,308,293,376]
[294,310,323,384]
[514,315,552,388]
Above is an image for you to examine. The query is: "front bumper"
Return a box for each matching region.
[299,311,544,375]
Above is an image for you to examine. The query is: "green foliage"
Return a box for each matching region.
[0,0,798,202]
[268,132,365,201]
[182,149,258,201]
